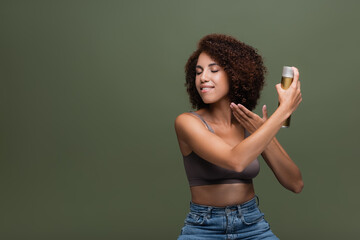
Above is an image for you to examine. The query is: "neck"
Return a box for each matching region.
[206,99,236,127]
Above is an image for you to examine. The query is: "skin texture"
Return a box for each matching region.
[175,50,303,207]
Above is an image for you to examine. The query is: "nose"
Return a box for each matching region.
[200,70,210,82]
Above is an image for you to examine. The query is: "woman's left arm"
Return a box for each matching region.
[230,103,304,193]
[261,137,303,193]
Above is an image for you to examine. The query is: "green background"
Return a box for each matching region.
[1,0,359,239]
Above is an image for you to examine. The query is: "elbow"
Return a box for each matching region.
[228,150,250,172]
[228,151,241,172]
[230,157,245,172]
[228,157,243,172]
[291,180,304,194]
[233,165,244,172]
[230,155,255,172]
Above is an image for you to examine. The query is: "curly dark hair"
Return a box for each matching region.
[184,33,267,111]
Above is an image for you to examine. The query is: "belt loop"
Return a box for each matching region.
[255,195,260,207]
[237,205,242,218]
[207,206,212,219]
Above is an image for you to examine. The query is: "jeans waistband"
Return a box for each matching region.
[189,195,259,215]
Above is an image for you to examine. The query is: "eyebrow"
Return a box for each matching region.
[196,63,218,69]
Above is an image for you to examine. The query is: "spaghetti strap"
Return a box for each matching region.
[188,111,215,133]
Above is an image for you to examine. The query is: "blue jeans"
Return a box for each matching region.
[177,196,279,240]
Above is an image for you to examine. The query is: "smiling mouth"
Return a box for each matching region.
[200,86,214,90]
[201,87,214,93]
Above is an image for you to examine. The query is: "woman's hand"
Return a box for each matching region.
[230,66,302,134]
[276,66,302,115]
[230,103,269,134]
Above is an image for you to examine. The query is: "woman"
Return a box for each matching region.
[174,34,303,239]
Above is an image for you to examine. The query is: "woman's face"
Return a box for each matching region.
[195,52,229,104]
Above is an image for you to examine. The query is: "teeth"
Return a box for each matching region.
[202,87,213,90]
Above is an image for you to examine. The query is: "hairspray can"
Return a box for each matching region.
[279,66,294,128]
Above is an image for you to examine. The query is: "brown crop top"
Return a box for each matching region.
[182,111,260,187]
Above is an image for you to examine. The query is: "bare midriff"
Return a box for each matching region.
[190,183,255,207]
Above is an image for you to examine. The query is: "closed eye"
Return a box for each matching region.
[196,70,219,75]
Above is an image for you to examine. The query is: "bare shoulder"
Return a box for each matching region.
[174,112,205,156]
[174,112,203,137]
[175,111,199,123]
[174,111,237,171]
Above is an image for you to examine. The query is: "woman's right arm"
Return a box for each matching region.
[175,107,289,172]
[175,68,301,172]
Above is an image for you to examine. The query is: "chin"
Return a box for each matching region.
[203,101,216,105]
[201,98,213,104]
